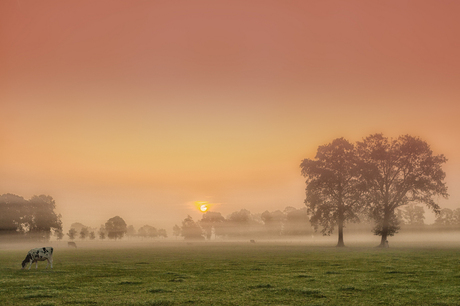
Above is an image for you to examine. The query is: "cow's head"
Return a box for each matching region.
[21,254,32,269]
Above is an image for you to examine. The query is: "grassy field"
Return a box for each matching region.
[1,241,460,305]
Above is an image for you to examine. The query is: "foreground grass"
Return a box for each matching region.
[1,242,460,305]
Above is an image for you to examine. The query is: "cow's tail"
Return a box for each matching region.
[50,247,53,255]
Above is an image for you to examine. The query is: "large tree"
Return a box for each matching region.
[357,134,448,247]
[0,193,62,241]
[301,138,364,247]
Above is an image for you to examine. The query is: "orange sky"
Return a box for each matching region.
[1,0,460,229]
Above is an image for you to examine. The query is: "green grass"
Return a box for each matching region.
[1,242,460,305]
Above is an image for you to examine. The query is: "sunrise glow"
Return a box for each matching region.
[1,0,459,229]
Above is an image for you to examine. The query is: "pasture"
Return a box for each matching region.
[1,240,460,305]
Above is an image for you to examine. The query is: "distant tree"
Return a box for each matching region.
[453,208,460,225]
[158,228,167,238]
[301,138,364,247]
[138,225,158,238]
[79,227,89,240]
[54,228,64,240]
[98,225,106,240]
[283,207,312,236]
[199,211,225,239]
[261,210,285,236]
[357,134,449,247]
[89,231,96,240]
[126,225,137,238]
[67,228,77,241]
[434,208,454,226]
[70,222,87,233]
[180,215,204,240]
[400,203,425,226]
[105,216,128,240]
[224,209,262,237]
[172,224,181,239]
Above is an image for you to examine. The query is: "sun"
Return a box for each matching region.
[200,204,208,212]
[194,201,210,213]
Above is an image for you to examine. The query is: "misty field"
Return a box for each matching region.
[1,241,460,306]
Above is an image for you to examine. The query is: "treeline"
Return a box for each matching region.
[0,193,62,241]
[65,218,168,241]
[174,207,312,240]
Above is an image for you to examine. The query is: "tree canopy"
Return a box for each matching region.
[357,134,448,246]
[301,138,364,247]
[105,216,128,240]
[0,193,62,241]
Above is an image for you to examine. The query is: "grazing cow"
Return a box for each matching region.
[250,239,256,244]
[21,247,53,270]
[68,242,77,248]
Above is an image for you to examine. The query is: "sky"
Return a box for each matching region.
[1,0,460,230]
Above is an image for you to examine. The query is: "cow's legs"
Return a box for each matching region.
[45,258,53,269]
[35,261,38,269]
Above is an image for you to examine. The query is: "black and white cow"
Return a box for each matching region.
[21,247,54,270]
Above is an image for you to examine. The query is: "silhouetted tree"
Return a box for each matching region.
[434,208,455,226]
[199,211,225,239]
[27,195,62,241]
[89,231,96,240]
[105,216,128,240]
[79,227,89,240]
[0,194,28,236]
[357,134,448,247]
[54,228,64,240]
[138,225,158,238]
[180,215,204,240]
[67,228,77,240]
[158,228,167,238]
[223,209,262,237]
[0,194,62,241]
[98,225,106,240]
[172,224,181,239]
[126,225,137,238]
[261,210,285,236]
[400,203,425,226]
[283,207,312,235]
[301,138,364,247]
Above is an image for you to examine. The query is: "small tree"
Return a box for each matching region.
[98,225,106,240]
[158,228,167,238]
[105,216,128,240]
[126,225,136,238]
[89,231,96,240]
[199,211,225,239]
[67,228,77,241]
[181,215,204,240]
[54,228,64,241]
[80,227,89,240]
[400,203,425,226]
[172,224,181,239]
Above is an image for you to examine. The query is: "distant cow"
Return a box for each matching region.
[250,240,256,244]
[68,242,77,248]
[21,247,54,270]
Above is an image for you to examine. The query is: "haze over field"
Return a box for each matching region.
[1,0,460,230]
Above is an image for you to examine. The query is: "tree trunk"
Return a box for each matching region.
[378,210,390,248]
[336,213,345,247]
